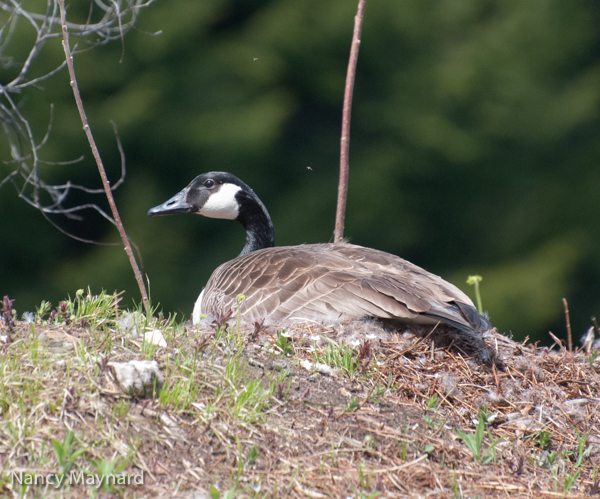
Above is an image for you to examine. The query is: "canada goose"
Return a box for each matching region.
[148,172,494,362]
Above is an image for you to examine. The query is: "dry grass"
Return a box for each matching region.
[1,290,599,498]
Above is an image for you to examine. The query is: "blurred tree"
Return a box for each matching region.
[1,0,599,344]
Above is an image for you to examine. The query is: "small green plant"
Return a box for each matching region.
[246,445,259,465]
[231,377,274,424]
[386,372,394,390]
[314,342,359,377]
[350,489,380,499]
[563,470,580,496]
[235,294,245,345]
[423,394,442,430]
[533,430,552,450]
[35,300,52,322]
[356,459,366,489]
[425,394,439,411]
[351,459,380,498]
[466,275,483,314]
[235,437,244,486]
[47,289,123,331]
[545,450,558,468]
[159,370,200,411]
[398,440,408,461]
[345,396,359,412]
[273,371,292,401]
[52,430,85,480]
[454,407,502,464]
[587,349,599,366]
[369,385,385,403]
[574,427,593,468]
[450,472,462,499]
[537,448,573,493]
[329,442,338,467]
[274,330,293,356]
[210,485,221,499]
[224,353,246,387]
[113,399,130,419]
[397,426,413,461]
[141,332,159,359]
[211,309,233,343]
[423,414,436,430]
[88,454,129,493]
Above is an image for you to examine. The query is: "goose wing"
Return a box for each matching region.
[201,243,488,332]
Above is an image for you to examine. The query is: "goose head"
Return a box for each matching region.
[148,171,275,255]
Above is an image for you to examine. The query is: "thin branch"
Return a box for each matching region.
[563,297,572,353]
[39,209,122,245]
[1,0,150,243]
[57,0,149,312]
[334,0,367,243]
[0,0,155,43]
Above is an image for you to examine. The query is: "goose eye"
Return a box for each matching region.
[204,179,215,188]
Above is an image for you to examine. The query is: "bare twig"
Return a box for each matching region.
[1,0,155,239]
[334,0,367,243]
[57,0,149,312]
[563,297,572,352]
[548,331,567,353]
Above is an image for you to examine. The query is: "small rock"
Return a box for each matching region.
[144,329,167,347]
[38,330,80,352]
[300,359,336,376]
[108,360,164,398]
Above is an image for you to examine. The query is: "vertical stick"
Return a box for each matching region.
[563,297,572,352]
[57,0,149,312]
[334,0,367,243]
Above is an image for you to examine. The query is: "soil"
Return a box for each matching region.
[1,316,600,498]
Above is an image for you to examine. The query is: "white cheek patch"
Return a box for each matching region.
[198,183,241,220]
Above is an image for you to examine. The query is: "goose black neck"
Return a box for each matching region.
[235,189,275,255]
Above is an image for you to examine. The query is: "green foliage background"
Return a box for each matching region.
[2,0,600,343]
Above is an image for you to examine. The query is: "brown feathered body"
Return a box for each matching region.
[148,172,493,362]
[199,242,488,332]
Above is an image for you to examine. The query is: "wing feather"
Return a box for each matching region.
[200,243,486,332]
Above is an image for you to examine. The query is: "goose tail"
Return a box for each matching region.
[422,302,499,367]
